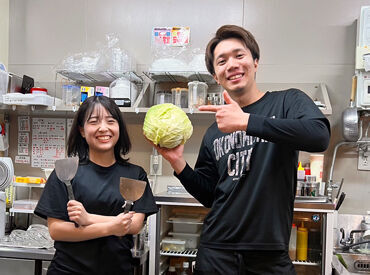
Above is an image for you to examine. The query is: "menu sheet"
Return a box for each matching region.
[31,118,66,168]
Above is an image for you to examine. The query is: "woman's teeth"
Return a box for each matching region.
[97,136,110,140]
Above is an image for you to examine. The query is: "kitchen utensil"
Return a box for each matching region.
[0,157,13,191]
[54,157,79,227]
[119,177,147,213]
[342,76,359,141]
[0,157,12,239]
[335,192,346,211]
[335,178,345,200]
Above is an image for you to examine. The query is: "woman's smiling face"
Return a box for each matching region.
[80,104,119,156]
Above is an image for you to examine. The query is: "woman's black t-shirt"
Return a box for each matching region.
[35,160,158,275]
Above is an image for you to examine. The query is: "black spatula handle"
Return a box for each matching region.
[65,181,78,227]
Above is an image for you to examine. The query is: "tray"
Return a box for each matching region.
[295,195,328,203]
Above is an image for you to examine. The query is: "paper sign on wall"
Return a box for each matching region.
[153,27,190,46]
[15,156,30,164]
[31,118,66,168]
[18,116,30,132]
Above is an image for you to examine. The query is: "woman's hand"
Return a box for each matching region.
[67,200,91,226]
[109,212,134,237]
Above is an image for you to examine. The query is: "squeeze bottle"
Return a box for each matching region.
[297,221,308,261]
[288,223,297,261]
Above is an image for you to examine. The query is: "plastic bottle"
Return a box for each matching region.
[297,221,308,261]
[180,262,192,275]
[167,265,177,275]
[297,162,305,181]
[289,223,297,261]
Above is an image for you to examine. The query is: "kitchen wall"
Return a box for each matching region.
[5,0,370,214]
[0,0,9,68]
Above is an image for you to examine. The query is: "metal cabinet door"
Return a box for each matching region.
[0,257,35,275]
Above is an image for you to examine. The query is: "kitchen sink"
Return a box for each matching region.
[334,251,370,274]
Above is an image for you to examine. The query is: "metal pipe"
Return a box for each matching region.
[329,116,370,182]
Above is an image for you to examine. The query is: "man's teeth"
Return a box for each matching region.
[229,74,243,80]
[97,136,110,140]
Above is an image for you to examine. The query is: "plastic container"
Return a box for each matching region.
[109,78,138,107]
[188,81,208,109]
[2,93,54,106]
[289,223,297,261]
[305,182,318,197]
[171,88,188,108]
[62,85,81,106]
[30,87,47,95]
[168,216,203,233]
[12,199,38,210]
[80,86,94,104]
[297,221,308,261]
[168,231,200,249]
[155,91,172,105]
[95,86,109,97]
[161,238,186,251]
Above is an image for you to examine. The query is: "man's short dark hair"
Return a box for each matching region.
[205,25,260,75]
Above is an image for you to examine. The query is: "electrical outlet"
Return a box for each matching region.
[358,146,370,171]
[150,154,162,175]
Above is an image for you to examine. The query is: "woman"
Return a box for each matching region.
[35,96,158,275]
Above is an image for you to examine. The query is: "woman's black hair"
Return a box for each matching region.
[67,96,131,164]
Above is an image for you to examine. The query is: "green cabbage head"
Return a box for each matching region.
[143,103,193,148]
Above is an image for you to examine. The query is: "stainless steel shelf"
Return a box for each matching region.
[12,182,45,188]
[160,249,197,258]
[292,260,321,266]
[9,208,35,214]
[56,70,143,84]
[143,71,216,84]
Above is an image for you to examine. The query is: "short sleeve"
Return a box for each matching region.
[131,169,158,217]
[34,170,70,221]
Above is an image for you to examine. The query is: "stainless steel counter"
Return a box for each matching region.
[0,244,148,275]
[0,246,54,275]
[154,191,336,211]
[0,246,55,261]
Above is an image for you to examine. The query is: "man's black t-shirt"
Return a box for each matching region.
[35,160,158,275]
[176,89,330,251]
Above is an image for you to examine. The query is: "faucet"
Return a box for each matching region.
[339,228,370,251]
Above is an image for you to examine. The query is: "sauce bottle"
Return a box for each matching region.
[289,223,297,261]
[297,221,308,261]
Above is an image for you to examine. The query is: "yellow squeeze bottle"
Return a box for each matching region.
[297,221,308,261]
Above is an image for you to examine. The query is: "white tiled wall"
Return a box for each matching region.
[6,0,370,214]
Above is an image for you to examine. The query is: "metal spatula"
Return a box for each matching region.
[55,156,79,227]
[119,177,147,213]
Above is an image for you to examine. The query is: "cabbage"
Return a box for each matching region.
[143,103,193,148]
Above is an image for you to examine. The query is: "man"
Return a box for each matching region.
[152,25,330,274]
